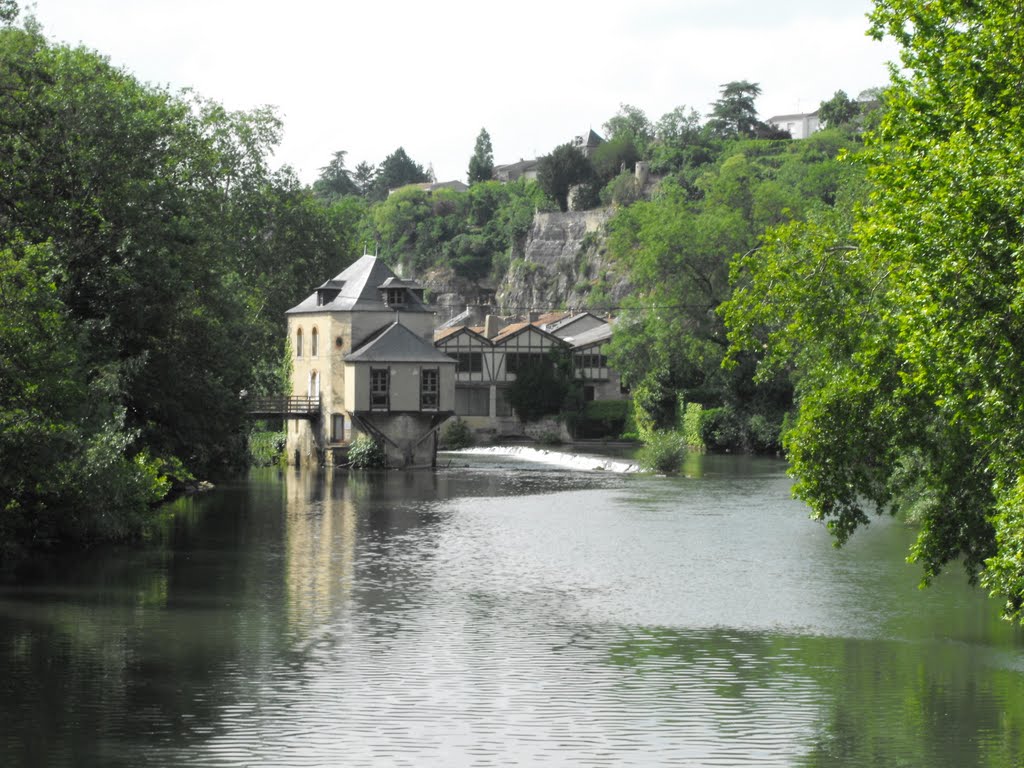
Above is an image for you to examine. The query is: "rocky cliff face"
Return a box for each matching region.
[495,209,631,315]
[417,207,632,323]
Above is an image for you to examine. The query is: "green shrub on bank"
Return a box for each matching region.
[681,402,704,450]
[348,435,385,468]
[248,428,286,466]
[576,399,631,439]
[440,418,473,449]
[637,430,686,474]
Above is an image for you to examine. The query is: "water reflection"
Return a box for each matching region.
[0,456,1022,767]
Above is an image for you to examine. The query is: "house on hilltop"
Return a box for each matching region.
[765,111,820,139]
[285,254,455,467]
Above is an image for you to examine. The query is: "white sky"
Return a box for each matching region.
[28,0,900,185]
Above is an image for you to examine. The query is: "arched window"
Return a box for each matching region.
[296,328,304,358]
[311,327,319,357]
[309,370,320,398]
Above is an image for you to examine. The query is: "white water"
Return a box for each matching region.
[444,445,640,473]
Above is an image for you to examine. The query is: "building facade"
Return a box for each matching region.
[285,255,455,467]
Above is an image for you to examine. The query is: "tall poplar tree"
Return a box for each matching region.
[467,128,494,184]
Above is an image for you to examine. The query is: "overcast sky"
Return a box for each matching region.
[28,0,900,185]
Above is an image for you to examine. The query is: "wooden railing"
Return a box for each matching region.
[246,395,320,419]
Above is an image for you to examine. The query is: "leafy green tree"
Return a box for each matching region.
[506,349,577,423]
[368,146,430,201]
[818,90,859,129]
[467,127,494,184]
[0,1,17,24]
[352,161,377,196]
[603,104,654,157]
[0,22,362,555]
[313,150,358,201]
[536,143,594,212]
[707,81,764,139]
[725,0,1024,623]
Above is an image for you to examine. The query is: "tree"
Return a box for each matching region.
[0,23,362,554]
[0,1,17,24]
[352,161,377,196]
[368,146,430,201]
[506,349,577,422]
[536,143,594,212]
[818,90,860,129]
[313,150,358,201]
[724,0,1024,623]
[707,81,763,139]
[603,104,654,157]
[467,127,494,184]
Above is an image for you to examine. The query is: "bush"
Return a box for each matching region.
[681,402,705,450]
[248,428,286,466]
[537,430,562,446]
[747,413,781,454]
[637,430,686,474]
[701,406,744,452]
[347,434,385,469]
[440,418,473,449]
[575,399,631,439]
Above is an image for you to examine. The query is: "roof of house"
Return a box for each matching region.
[531,311,570,327]
[434,326,490,344]
[286,254,429,315]
[493,158,539,175]
[567,322,613,349]
[491,322,564,346]
[346,321,456,364]
[766,111,819,123]
[544,311,605,334]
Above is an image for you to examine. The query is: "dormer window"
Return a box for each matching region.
[385,288,406,308]
[316,288,340,306]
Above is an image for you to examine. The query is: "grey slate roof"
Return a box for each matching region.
[568,322,613,349]
[346,321,456,364]
[286,255,429,315]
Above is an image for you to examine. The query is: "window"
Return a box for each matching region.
[311,327,319,357]
[296,328,303,358]
[455,386,489,416]
[370,368,389,411]
[385,288,405,308]
[505,352,547,375]
[308,370,320,398]
[455,352,483,373]
[420,368,439,411]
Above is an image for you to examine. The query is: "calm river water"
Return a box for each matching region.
[2,451,1023,767]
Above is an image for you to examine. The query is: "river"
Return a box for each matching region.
[1,451,1022,766]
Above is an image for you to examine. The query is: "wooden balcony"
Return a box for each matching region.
[246,395,320,419]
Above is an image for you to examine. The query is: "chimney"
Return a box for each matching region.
[484,314,505,339]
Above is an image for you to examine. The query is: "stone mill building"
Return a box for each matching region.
[284,254,455,468]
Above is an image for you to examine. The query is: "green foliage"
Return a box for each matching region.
[818,90,860,129]
[440,418,473,449]
[347,435,385,469]
[637,431,686,474]
[468,127,495,184]
[536,431,562,446]
[602,104,653,157]
[507,348,577,423]
[248,428,286,466]
[575,399,631,439]
[367,146,430,201]
[722,0,1024,622]
[536,143,595,212]
[313,150,359,201]
[681,402,705,450]
[0,24,364,558]
[707,81,764,139]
